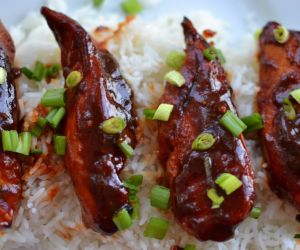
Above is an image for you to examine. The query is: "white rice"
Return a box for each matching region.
[2,0,299,249]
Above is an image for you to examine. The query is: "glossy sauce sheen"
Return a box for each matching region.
[158,18,254,241]
[0,23,21,228]
[258,22,300,209]
[41,7,138,234]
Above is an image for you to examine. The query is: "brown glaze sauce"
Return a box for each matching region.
[258,22,300,209]
[157,18,254,241]
[0,22,21,228]
[41,7,138,234]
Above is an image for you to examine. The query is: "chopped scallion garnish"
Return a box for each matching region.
[290,89,300,104]
[45,64,60,78]
[164,70,185,87]
[100,117,126,134]
[54,135,66,156]
[1,130,18,152]
[41,88,66,107]
[37,117,47,128]
[153,104,174,121]
[66,70,82,88]
[184,244,196,250]
[125,174,143,187]
[21,61,60,82]
[129,195,140,219]
[144,217,169,240]
[192,133,216,151]
[241,113,264,133]
[113,208,132,231]
[46,107,66,128]
[118,141,134,158]
[31,148,43,154]
[0,67,7,84]
[254,29,262,40]
[207,188,224,209]
[150,185,170,210]
[219,110,247,137]
[166,51,185,70]
[143,108,156,120]
[121,0,143,15]
[215,173,242,195]
[250,206,261,219]
[283,98,296,120]
[31,126,43,137]
[16,132,32,156]
[93,0,104,7]
[273,25,289,44]
[203,47,226,64]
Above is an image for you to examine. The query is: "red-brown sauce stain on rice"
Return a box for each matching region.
[258,22,300,210]
[157,18,254,242]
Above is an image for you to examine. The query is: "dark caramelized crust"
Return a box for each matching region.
[41,7,138,234]
[158,18,254,241]
[258,22,300,209]
[0,22,21,228]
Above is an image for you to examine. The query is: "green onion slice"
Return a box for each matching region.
[273,25,289,44]
[31,126,43,137]
[219,110,247,137]
[250,206,261,219]
[164,70,185,87]
[129,195,140,219]
[37,117,47,128]
[215,173,242,195]
[143,108,156,120]
[93,0,104,7]
[241,113,264,133]
[113,208,132,231]
[121,0,143,15]
[118,141,134,158]
[125,174,143,187]
[290,88,300,104]
[0,67,7,84]
[166,51,185,70]
[150,185,170,210]
[192,133,216,151]
[153,104,174,121]
[203,47,226,64]
[1,130,18,152]
[144,217,169,240]
[254,29,262,40]
[46,64,60,78]
[207,188,224,209]
[31,148,43,154]
[184,244,196,250]
[33,61,46,81]
[100,117,126,134]
[46,107,66,128]
[283,98,296,121]
[16,132,32,156]
[54,135,66,156]
[41,88,66,107]
[66,70,82,88]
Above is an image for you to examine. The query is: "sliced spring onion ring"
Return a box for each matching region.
[166,51,186,70]
[219,110,247,137]
[31,148,43,154]
[54,135,66,156]
[153,104,174,121]
[41,88,66,107]
[150,185,170,210]
[184,244,196,250]
[46,107,66,128]
[121,0,143,15]
[283,98,296,121]
[1,130,18,152]
[290,88,300,104]
[0,67,7,84]
[215,173,242,195]
[203,47,226,64]
[113,208,132,231]
[250,206,261,219]
[273,25,289,44]
[37,117,47,128]
[125,174,143,187]
[118,141,134,158]
[66,70,82,88]
[143,108,156,119]
[192,133,216,151]
[16,132,32,156]
[241,113,264,133]
[144,217,169,240]
[93,0,104,7]
[100,117,126,134]
[207,188,224,209]
[164,70,185,87]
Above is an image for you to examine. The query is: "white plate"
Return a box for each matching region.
[1,0,300,34]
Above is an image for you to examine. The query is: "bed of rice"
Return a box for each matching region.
[1,0,299,249]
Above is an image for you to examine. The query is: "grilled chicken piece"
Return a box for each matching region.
[157,18,254,242]
[258,22,300,210]
[41,7,138,234]
[0,22,21,228]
